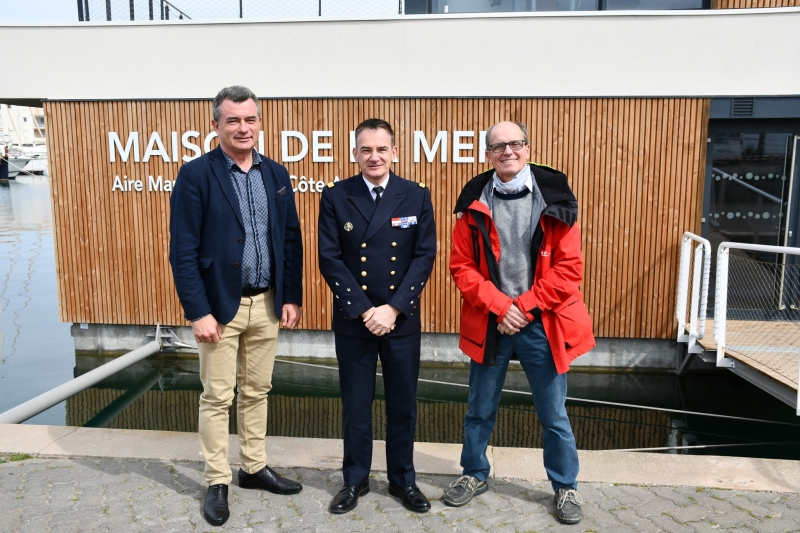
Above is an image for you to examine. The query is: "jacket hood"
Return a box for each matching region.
[453,163,579,227]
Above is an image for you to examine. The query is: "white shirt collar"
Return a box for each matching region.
[362,174,390,197]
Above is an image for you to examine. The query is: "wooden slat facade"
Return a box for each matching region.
[44,98,709,339]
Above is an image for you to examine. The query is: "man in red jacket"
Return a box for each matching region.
[446,121,595,525]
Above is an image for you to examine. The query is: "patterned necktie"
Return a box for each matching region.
[373,185,383,206]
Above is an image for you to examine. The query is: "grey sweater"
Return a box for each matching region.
[494,188,535,299]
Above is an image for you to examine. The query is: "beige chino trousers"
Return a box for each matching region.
[198,291,279,485]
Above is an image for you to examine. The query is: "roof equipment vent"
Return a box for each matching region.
[732,98,755,118]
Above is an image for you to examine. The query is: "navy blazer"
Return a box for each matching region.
[169,146,303,324]
[318,172,436,337]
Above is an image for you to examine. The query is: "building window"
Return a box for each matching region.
[406,0,707,13]
[605,0,705,9]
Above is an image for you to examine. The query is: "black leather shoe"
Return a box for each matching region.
[203,484,230,526]
[238,466,302,495]
[389,483,431,513]
[329,481,370,514]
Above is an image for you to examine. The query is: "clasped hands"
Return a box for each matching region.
[497,304,529,336]
[362,305,400,337]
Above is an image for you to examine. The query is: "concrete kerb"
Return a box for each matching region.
[2,423,800,493]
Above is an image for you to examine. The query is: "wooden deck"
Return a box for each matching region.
[696,319,799,394]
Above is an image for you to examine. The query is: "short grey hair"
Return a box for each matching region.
[354,118,395,147]
[485,121,529,147]
[212,86,259,122]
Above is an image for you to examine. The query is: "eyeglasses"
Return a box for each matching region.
[488,140,528,154]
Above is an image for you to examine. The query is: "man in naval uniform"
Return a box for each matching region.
[317,118,437,514]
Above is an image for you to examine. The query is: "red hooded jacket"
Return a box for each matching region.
[449,164,595,374]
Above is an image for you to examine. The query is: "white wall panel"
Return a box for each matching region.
[1,9,798,100]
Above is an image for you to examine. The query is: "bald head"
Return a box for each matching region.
[485,121,531,183]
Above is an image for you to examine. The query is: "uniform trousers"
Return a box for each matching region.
[198,290,279,486]
[460,319,579,492]
[335,331,421,487]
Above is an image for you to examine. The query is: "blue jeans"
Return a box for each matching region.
[460,319,579,492]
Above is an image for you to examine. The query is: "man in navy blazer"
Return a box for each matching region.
[169,86,303,527]
[318,119,437,514]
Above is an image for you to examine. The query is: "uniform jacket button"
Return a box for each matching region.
[361,257,366,262]
[233,263,240,268]
[237,238,243,244]
[390,271,395,275]
[391,257,396,261]
[361,285,367,290]
[361,271,367,277]
[391,242,397,247]
[361,243,367,248]
[389,285,395,290]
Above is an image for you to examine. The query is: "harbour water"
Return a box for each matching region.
[1,175,799,460]
[0,175,75,425]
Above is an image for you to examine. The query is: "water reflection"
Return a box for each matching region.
[0,175,75,425]
[67,357,800,460]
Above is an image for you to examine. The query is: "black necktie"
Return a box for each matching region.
[373,185,383,206]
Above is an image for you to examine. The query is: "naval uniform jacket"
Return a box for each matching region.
[318,172,436,336]
[449,163,595,373]
[169,146,303,324]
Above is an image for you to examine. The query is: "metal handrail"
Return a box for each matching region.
[676,232,711,347]
[0,327,164,424]
[714,242,800,415]
[163,0,191,20]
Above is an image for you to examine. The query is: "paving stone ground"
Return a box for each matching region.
[2,456,800,533]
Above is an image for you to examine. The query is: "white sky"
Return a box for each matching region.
[0,0,77,22]
[0,1,397,23]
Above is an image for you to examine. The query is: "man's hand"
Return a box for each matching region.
[497,305,530,336]
[192,315,222,343]
[364,304,399,336]
[281,303,301,329]
[361,308,375,322]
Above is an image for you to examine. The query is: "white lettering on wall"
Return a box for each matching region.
[453,131,474,163]
[171,132,179,162]
[149,175,175,191]
[313,131,333,163]
[414,131,447,163]
[142,132,170,163]
[112,175,143,191]
[108,130,494,172]
[291,175,340,193]
[282,131,308,163]
[109,132,140,163]
[181,131,201,162]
